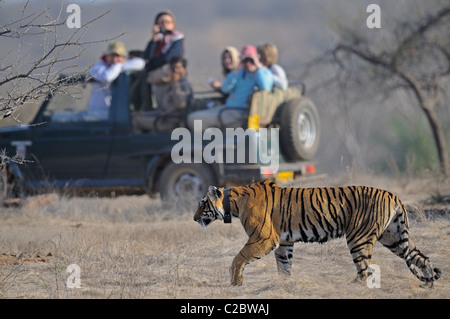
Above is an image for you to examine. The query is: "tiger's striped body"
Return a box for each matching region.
[193,180,441,286]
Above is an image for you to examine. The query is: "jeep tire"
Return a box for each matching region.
[159,162,217,202]
[279,97,320,161]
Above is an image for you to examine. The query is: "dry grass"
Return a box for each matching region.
[0,174,448,299]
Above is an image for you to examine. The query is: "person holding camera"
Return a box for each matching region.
[132,57,192,133]
[187,45,273,130]
[144,10,184,72]
[141,10,185,109]
[160,56,192,115]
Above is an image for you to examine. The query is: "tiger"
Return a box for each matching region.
[193,180,441,286]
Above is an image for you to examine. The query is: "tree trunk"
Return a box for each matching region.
[422,102,449,176]
[394,66,448,176]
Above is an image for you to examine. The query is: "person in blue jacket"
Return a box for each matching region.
[187,45,273,130]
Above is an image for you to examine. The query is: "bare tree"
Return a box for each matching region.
[0,0,122,201]
[309,3,449,175]
[0,0,120,122]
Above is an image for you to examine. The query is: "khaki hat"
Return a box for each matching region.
[105,41,128,58]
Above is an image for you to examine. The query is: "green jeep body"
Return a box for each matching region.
[0,73,319,201]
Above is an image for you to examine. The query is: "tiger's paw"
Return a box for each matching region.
[351,275,366,286]
[420,281,434,288]
[231,276,243,286]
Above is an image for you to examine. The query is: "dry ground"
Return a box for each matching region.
[0,174,448,299]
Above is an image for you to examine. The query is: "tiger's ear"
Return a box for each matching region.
[207,186,222,200]
[208,185,216,196]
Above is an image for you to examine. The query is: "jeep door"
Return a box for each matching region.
[24,81,111,185]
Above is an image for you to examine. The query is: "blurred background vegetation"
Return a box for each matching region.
[373,113,450,174]
[1,0,448,177]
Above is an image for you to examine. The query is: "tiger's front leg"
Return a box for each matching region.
[230,250,247,286]
[230,238,278,286]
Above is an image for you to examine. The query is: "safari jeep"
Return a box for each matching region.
[0,73,319,201]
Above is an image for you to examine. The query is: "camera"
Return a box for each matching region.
[158,26,170,35]
[242,57,254,64]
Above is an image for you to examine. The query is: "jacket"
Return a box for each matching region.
[221,67,274,108]
[144,30,184,71]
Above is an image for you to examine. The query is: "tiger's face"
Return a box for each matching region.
[193,186,225,228]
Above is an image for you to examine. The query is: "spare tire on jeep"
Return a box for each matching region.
[279,97,320,161]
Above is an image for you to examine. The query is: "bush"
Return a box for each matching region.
[372,112,449,174]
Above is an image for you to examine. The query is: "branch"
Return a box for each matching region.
[0,3,121,119]
[434,42,450,76]
[428,75,441,107]
[394,6,450,62]
[330,6,450,111]
[333,44,392,69]
[393,65,428,109]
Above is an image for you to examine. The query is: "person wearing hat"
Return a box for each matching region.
[222,45,273,107]
[187,45,273,130]
[87,41,144,120]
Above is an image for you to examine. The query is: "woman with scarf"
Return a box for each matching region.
[143,10,185,108]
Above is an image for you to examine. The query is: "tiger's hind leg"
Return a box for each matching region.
[378,208,441,287]
[274,243,294,276]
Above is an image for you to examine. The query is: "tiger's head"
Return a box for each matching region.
[193,186,226,228]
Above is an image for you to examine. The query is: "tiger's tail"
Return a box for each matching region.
[379,200,441,286]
